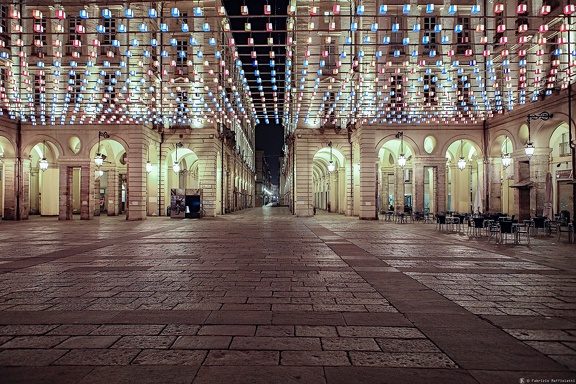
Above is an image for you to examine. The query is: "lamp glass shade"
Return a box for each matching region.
[502,153,512,168]
[457,157,467,171]
[398,154,406,168]
[327,161,335,172]
[146,161,153,173]
[525,142,535,159]
[94,154,104,167]
[172,162,180,173]
[39,158,49,171]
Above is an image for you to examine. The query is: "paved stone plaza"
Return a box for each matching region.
[0,207,575,384]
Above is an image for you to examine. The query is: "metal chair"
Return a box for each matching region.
[436,215,446,231]
[487,222,500,243]
[499,221,514,244]
[515,223,530,245]
[533,216,548,236]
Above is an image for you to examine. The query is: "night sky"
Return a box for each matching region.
[256,123,284,185]
[221,0,288,186]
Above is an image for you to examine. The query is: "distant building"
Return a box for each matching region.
[255,150,271,206]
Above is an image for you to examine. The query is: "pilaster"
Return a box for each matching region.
[412,161,425,212]
[58,164,73,220]
[394,165,405,213]
[2,160,17,220]
[126,131,147,221]
[488,157,503,213]
[80,162,94,220]
[357,127,377,220]
[294,137,313,217]
[107,169,119,216]
[19,159,30,220]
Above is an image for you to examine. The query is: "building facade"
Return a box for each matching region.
[0,1,256,220]
[0,0,575,224]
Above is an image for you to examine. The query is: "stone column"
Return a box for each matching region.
[447,164,457,212]
[488,157,502,213]
[80,162,94,220]
[29,168,39,214]
[195,135,219,217]
[357,127,377,220]
[394,165,405,213]
[345,157,353,217]
[107,168,119,216]
[2,160,17,220]
[58,164,73,220]
[227,154,234,212]
[412,161,425,212]
[294,136,313,217]
[93,175,101,216]
[330,171,339,213]
[18,159,31,220]
[435,162,447,214]
[126,134,147,221]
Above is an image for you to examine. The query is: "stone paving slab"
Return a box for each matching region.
[0,207,575,383]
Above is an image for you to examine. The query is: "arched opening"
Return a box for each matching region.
[0,137,15,219]
[378,135,414,215]
[29,140,59,216]
[445,139,482,213]
[549,123,572,219]
[91,138,127,216]
[312,143,345,214]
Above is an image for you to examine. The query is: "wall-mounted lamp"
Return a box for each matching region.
[457,140,467,171]
[502,136,511,168]
[396,131,406,168]
[39,141,49,171]
[327,141,335,172]
[526,112,553,160]
[173,142,183,173]
[95,131,110,167]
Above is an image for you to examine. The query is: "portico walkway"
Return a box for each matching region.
[0,207,575,383]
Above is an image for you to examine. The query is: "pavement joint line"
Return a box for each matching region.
[305,220,569,373]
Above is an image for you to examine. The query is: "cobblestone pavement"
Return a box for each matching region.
[0,207,575,384]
